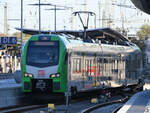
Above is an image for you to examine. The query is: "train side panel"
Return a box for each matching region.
[67,44,142,93]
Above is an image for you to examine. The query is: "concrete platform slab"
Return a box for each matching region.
[117,90,150,113]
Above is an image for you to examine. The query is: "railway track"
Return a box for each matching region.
[0,84,140,113]
[0,93,132,113]
[0,104,47,113]
[112,105,123,113]
[80,97,128,113]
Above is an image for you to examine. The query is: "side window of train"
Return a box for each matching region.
[98,58,103,63]
[97,58,102,80]
[85,59,89,76]
[87,59,93,77]
[77,58,81,73]
[104,58,108,63]
[88,60,92,76]
[72,58,81,74]
[73,59,77,73]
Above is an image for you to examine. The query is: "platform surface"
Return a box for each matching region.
[117,90,150,113]
[0,78,21,89]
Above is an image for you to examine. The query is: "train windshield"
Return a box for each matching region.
[27,41,59,67]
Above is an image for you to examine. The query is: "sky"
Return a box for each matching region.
[0,0,150,35]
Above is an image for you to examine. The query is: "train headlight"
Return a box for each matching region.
[51,74,56,78]
[55,73,60,77]
[24,73,34,77]
[50,73,60,78]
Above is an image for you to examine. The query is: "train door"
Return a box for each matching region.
[97,57,102,86]
[70,53,83,92]
[84,58,93,89]
[114,58,119,83]
[93,57,100,87]
[87,58,95,87]
[105,57,113,87]
[117,54,125,84]
[83,56,99,88]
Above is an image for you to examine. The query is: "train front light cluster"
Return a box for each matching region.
[50,73,60,78]
[24,73,34,77]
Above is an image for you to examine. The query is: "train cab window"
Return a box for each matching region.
[27,41,59,67]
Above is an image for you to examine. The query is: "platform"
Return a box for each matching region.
[0,78,21,89]
[117,90,150,113]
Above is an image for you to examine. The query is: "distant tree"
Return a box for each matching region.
[137,24,150,40]
[12,32,21,42]
[0,33,7,37]
[132,25,150,66]
[130,38,145,51]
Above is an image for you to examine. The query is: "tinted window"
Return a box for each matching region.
[27,41,59,67]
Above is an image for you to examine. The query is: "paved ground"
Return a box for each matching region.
[0,78,21,89]
[0,78,22,107]
[117,90,150,113]
[0,77,149,113]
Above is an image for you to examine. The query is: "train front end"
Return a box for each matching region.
[22,34,67,93]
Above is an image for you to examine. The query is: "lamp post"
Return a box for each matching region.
[39,0,41,33]
[21,0,23,54]
[20,0,23,77]
[21,0,23,47]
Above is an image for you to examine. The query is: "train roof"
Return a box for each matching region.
[27,34,140,55]
[58,35,139,56]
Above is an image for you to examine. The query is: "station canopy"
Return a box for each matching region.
[16,27,129,42]
[131,0,150,15]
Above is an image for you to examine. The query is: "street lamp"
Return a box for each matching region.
[20,0,23,78]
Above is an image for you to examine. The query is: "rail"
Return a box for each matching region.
[0,104,47,113]
[80,97,128,113]
[112,105,123,113]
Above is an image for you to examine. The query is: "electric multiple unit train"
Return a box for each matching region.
[21,29,143,95]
